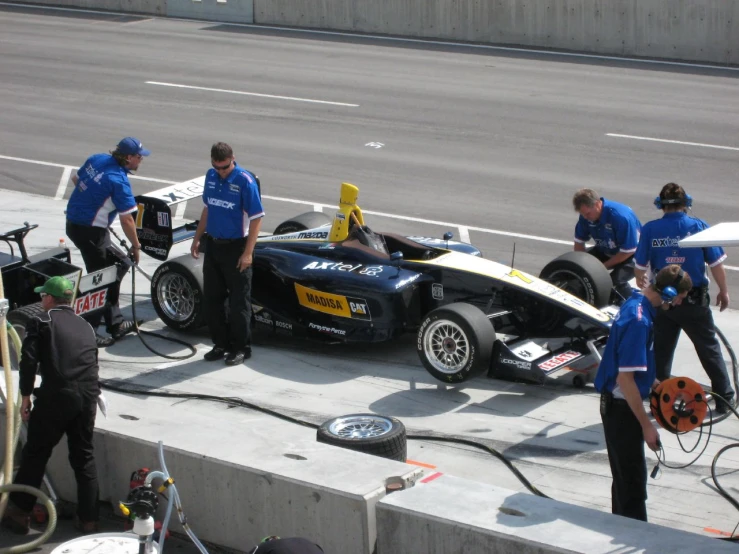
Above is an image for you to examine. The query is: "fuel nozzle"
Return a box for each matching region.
[120,485,159,537]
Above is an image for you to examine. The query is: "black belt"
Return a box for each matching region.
[686,286,709,306]
[209,236,244,244]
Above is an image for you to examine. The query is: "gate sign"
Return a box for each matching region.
[75,289,107,315]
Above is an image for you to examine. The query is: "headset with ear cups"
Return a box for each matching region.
[654,193,693,210]
[654,268,685,303]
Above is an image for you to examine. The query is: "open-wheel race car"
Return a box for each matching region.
[135,181,616,387]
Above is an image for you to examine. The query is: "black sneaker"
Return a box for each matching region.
[95,334,115,348]
[715,395,736,415]
[204,347,226,362]
[108,320,138,340]
[225,348,251,366]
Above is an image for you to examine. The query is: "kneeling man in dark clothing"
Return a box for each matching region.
[595,264,692,522]
[2,277,101,535]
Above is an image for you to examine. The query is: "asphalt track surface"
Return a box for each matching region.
[1,4,739,549]
[1,3,739,289]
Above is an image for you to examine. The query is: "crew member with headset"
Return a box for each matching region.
[190,142,264,366]
[634,183,735,415]
[595,264,692,522]
[572,188,642,304]
[66,137,148,347]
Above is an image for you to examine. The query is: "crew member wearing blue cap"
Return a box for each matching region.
[573,189,642,304]
[595,264,691,522]
[190,142,264,366]
[66,137,149,347]
[2,277,101,535]
[634,182,735,415]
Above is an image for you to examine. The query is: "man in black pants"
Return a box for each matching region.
[595,265,692,521]
[634,183,736,414]
[66,137,148,346]
[2,277,101,535]
[190,142,264,365]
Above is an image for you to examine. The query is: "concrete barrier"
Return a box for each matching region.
[253,0,739,65]
[376,474,738,554]
[16,0,166,16]
[167,0,253,24]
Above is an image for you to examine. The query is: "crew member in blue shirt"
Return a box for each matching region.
[595,264,692,522]
[634,183,735,414]
[66,137,148,347]
[190,142,264,366]
[573,189,642,304]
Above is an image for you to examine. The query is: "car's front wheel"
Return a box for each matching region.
[417,303,496,384]
[151,258,205,331]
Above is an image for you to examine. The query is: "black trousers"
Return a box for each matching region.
[654,298,734,400]
[203,237,253,351]
[66,221,125,331]
[600,394,648,521]
[11,389,99,522]
[588,248,635,304]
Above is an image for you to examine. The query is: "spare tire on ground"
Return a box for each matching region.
[316,413,407,462]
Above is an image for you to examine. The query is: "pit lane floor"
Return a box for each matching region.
[2,188,738,547]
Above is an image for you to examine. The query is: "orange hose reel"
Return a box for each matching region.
[650,377,708,433]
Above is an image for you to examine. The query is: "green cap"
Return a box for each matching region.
[34,276,75,299]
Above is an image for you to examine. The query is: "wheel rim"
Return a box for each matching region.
[328,415,393,438]
[156,272,196,322]
[423,320,470,374]
[545,269,592,304]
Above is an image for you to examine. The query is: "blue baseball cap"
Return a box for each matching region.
[116,137,151,157]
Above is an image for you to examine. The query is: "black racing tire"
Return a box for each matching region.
[539,251,612,308]
[273,211,332,235]
[417,303,496,384]
[151,258,205,331]
[317,414,407,462]
[7,302,45,342]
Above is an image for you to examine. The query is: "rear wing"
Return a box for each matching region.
[134,175,260,261]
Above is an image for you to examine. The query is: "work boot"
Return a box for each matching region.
[95,334,115,348]
[108,320,137,340]
[204,347,226,362]
[1,505,30,535]
[225,348,251,366]
[715,394,737,415]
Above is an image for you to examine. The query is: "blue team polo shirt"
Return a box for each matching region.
[594,291,656,399]
[66,154,137,228]
[634,212,727,288]
[202,163,265,239]
[574,198,642,258]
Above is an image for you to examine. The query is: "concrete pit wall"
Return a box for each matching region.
[253,0,739,65]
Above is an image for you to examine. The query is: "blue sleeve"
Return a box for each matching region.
[241,175,264,219]
[617,318,649,372]
[634,224,650,268]
[574,217,590,242]
[614,213,639,252]
[109,174,136,215]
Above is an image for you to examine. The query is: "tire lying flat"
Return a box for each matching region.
[317,414,407,462]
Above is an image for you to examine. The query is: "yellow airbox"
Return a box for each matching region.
[329,182,365,242]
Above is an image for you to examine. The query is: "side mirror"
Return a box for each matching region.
[443,232,453,241]
[390,251,403,264]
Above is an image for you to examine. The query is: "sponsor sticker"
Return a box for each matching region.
[144,245,168,257]
[308,322,346,336]
[74,290,107,315]
[157,211,170,228]
[538,350,582,372]
[135,203,145,229]
[207,197,236,210]
[432,283,444,300]
[500,358,531,370]
[295,283,371,320]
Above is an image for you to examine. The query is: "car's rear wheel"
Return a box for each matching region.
[417,303,496,384]
[539,251,612,308]
[273,211,332,235]
[316,414,407,462]
[151,258,205,331]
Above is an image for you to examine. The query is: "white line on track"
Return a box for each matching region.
[2,2,739,73]
[606,134,739,152]
[146,81,360,107]
[55,167,72,200]
[2,153,738,272]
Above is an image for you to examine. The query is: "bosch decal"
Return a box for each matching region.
[74,290,107,315]
[538,351,582,372]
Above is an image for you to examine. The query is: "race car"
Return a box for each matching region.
[135,181,616,387]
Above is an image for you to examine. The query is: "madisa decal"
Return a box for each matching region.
[294,283,371,320]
